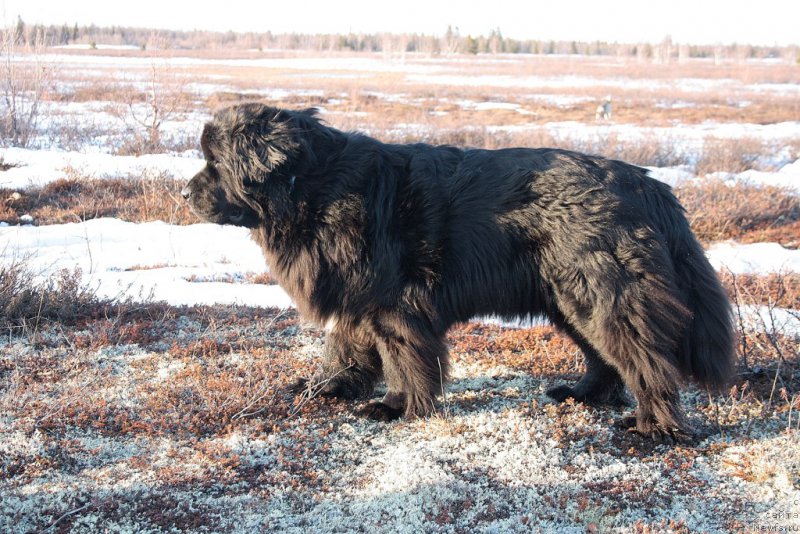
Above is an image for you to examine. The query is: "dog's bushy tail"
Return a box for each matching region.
[639,174,736,390]
[672,235,735,390]
[619,162,735,390]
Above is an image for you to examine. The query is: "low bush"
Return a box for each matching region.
[0,259,106,332]
[675,178,800,244]
[0,171,195,226]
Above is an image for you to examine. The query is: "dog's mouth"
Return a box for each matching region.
[184,200,244,226]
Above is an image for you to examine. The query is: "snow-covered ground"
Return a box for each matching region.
[3,130,799,192]
[0,147,204,188]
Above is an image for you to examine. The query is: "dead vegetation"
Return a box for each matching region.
[1,49,798,532]
[676,179,800,246]
[0,260,108,333]
[1,171,194,226]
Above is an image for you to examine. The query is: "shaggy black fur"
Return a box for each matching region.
[183,104,735,440]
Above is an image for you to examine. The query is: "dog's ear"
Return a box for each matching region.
[200,123,218,162]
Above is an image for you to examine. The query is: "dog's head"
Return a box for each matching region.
[182,104,332,227]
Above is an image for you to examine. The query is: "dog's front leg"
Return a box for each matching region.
[357,312,449,421]
[291,322,381,400]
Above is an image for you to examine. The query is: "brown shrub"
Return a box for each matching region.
[720,271,800,310]
[448,323,583,378]
[52,83,141,104]
[718,270,800,400]
[0,260,108,331]
[133,356,291,436]
[205,91,271,111]
[737,220,800,249]
[0,172,195,226]
[676,179,800,243]
[695,137,768,175]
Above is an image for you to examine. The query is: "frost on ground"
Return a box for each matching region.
[0,306,798,534]
[0,214,798,532]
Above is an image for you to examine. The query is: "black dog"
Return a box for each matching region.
[183,104,734,439]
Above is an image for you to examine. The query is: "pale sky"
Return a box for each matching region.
[2,0,798,46]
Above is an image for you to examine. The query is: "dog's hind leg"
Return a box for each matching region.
[547,319,629,407]
[547,231,693,439]
[291,323,381,400]
[357,312,449,421]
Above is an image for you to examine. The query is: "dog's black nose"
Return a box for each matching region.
[181,186,192,200]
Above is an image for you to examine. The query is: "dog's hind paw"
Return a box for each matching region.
[615,414,692,444]
[355,401,403,422]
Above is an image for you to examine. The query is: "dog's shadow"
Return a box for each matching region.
[356,371,778,451]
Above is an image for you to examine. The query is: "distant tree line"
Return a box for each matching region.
[8,17,798,62]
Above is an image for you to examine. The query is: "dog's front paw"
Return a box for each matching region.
[355,401,403,422]
[546,384,575,403]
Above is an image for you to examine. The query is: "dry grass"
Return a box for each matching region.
[30,50,800,155]
[695,137,770,176]
[0,172,195,226]
[0,260,109,333]
[720,271,800,310]
[722,270,800,393]
[448,323,583,381]
[675,179,800,246]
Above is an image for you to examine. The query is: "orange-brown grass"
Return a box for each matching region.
[0,173,196,226]
[132,348,300,436]
[737,220,800,249]
[675,179,800,245]
[49,83,146,104]
[694,137,770,176]
[1,304,336,440]
[448,323,583,379]
[720,271,800,310]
